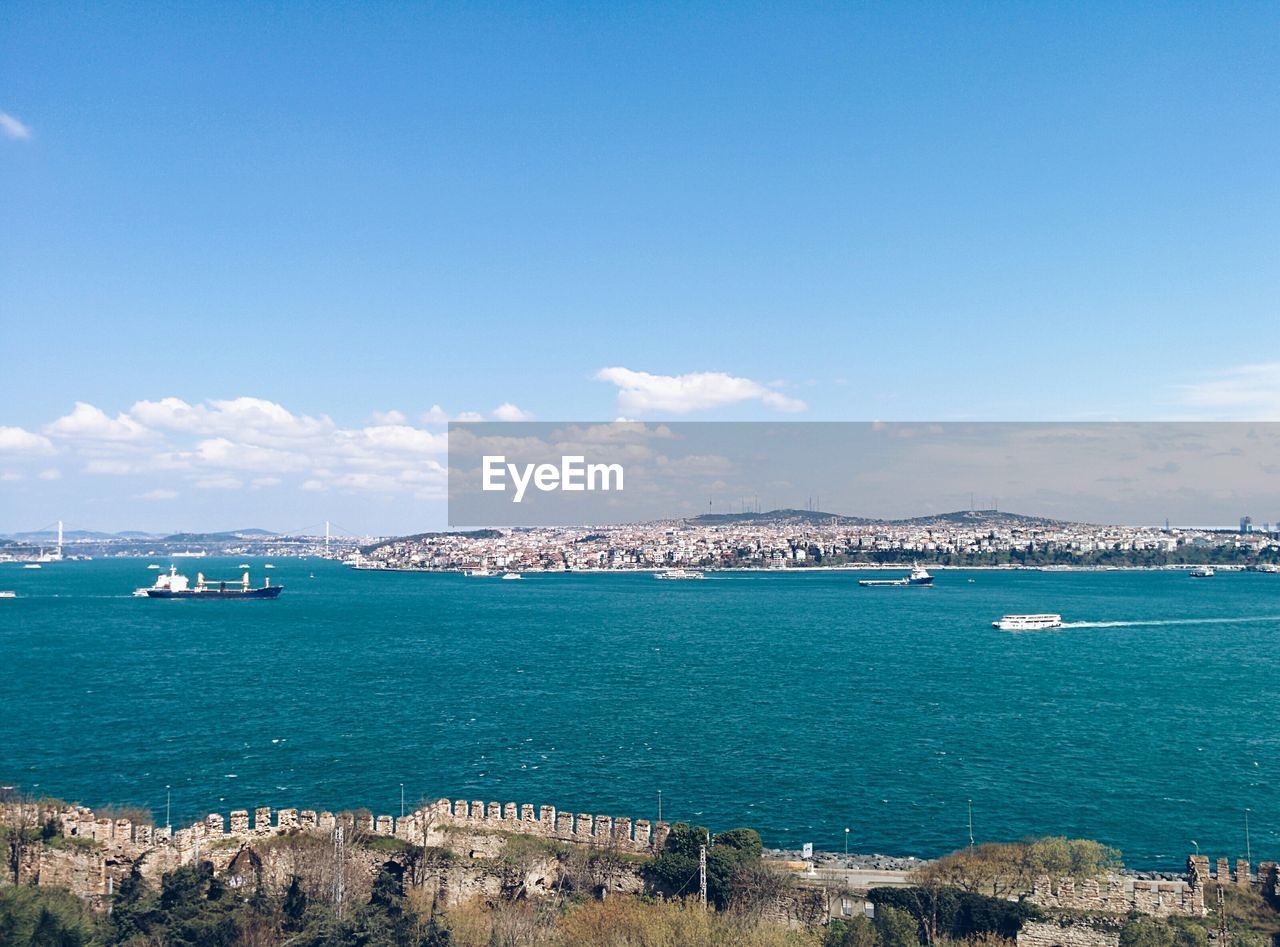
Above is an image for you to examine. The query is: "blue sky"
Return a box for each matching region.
[1,2,1278,533]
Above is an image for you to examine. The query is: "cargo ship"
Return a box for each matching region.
[137,566,283,599]
[858,563,934,588]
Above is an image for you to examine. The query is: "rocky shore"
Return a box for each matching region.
[763,849,928,872]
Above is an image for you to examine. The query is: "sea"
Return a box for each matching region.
[1,558,1277,870]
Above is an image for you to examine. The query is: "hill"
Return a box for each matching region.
[687,508,1078,528]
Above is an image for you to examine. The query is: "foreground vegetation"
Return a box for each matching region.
[3,818,1279,947]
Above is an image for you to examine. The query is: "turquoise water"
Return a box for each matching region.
[2,559,1277,869]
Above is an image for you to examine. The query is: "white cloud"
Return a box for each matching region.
[194,476,244,490]
[455,411,486,422]
[421,405,449,424]
[1178,363,1280,419]
[46,402,150,441]
[492,402,534,422]
[130,396,333,445]
[0,425,55,454]
[0,112,31,141]
[18,395,461,499]
[37,468,61,480]
[1,472,23,482]
[595,367,808,415]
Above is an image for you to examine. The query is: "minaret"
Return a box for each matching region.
[325,520,331,556]
[57,520,63,559]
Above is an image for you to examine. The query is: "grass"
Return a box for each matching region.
[42,834,100,853]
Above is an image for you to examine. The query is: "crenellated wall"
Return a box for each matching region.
[1028,855,1280,919]
[391,797,668,854]
[34,794,671,872]
[1028,874,1204,918]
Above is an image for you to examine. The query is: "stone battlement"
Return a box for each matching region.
[43,795,671,863]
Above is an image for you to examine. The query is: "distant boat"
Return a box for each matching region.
[993,614,1063,631]
[501,572,523,580]
[309,572,315,579]
[22,564,41,570]
[859,563,934,588]
[0,591,16,599]
[147,563,161,570]
[1189,566,1215,578]
[654,569,705,580]
[1256,563,1280,574]
[264,563,275,569]
[238,563,251,569]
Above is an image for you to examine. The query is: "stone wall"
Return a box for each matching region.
[1,795,670,906]
[1018,919,1122,947]
[1028,874,1204,918]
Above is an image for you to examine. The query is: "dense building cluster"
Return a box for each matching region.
[352,512,1280,573]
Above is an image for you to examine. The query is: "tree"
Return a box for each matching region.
[824,916,878,947]
[283,875,307,930]
[876,904,922,947]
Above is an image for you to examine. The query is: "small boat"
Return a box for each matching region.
[147,563,161,570]
[263,563,275,569]
[238,563,251,569]
[1254,563,1279,574]
[0,591,16,599]
[501,572,523,580]
[22,564,41,570]
[309,572,315,579]
[1189,567,1215,578]
[654,569,705,580]
[993,614,1063,631]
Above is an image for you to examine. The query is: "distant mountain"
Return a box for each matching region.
[2,529,158,541]
[893,509,1077,527]
[160,529,279,542]
[687,508,1078,528]
[689,508,877,526]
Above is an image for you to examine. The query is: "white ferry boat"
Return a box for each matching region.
[501,572,523,580]
[1189,566,1215,578]
[859,563,934,588]
[22,564,41,570]
[993,614,1063,631]
[147,563,161,570]
[654,569,705,580]
[0,591,16,599]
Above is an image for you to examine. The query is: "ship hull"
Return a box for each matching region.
[146,586,284,599]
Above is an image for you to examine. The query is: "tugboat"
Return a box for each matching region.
[139,566,283,599]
